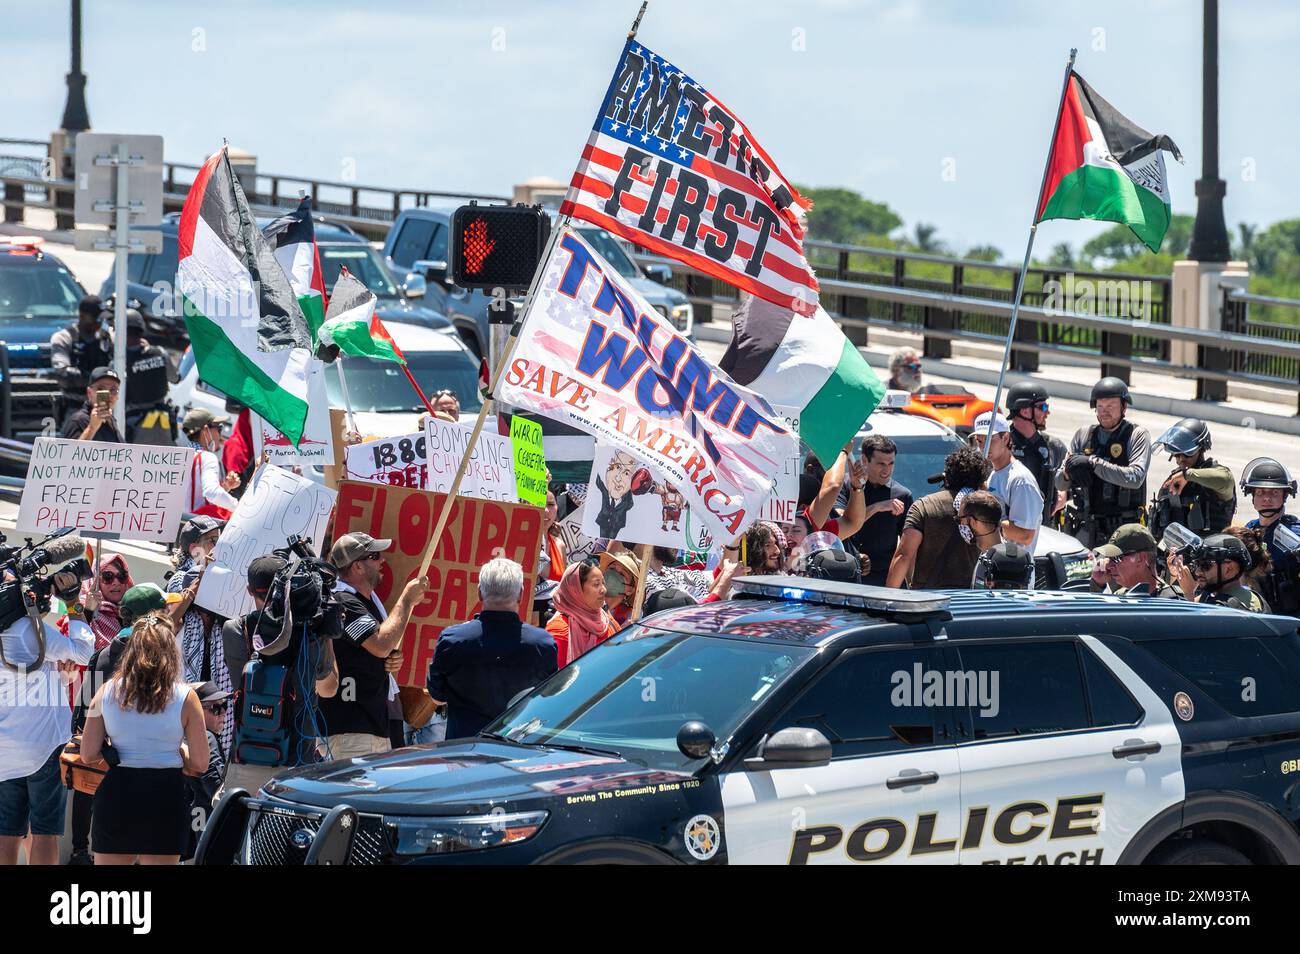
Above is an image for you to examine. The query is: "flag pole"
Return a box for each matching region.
[399,362,438,419]
[628,1,649,39]
[334,355,358,433]
[629,542,651,622]
[415,218,572,578]
[982,47,1077,454]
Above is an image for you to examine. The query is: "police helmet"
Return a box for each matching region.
[805,548,861,584]
[1005,381,1048,414]
[1154,418,1211,457]
[1240,457,1297,497]
[971,541,1035,590]
[1189,533,1254,573]
[1089,376,1131,408]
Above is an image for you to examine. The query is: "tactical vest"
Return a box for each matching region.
[66,326,113,389]
[1149,458,1237,539]
[125,345,170,407]
[1198,582,1267,614]
[1011,427,1054,502]
[1257,516,1300,616]
[1083,420,1145,518]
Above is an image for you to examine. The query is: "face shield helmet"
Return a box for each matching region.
[1154,418,1211,459]
[971,541,1035,590]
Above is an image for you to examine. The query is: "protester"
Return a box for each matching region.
[846,435,913,586]
[81,614,209,865]
[78,553,133,654]
[546,562,617,667]
[427,558,557,739]
[744,521,786,574]
[59,366,124,443]
[541,487,567,583]
[319,533,428,760]
[887,446,991,588]
[888,347,923,392]
[645,546,743,602]
[432,389,461,421]
[958,491,1004,555]
[801,445,868,540]
[220,409,258,501]
[642,588,698,615]
[1092,524,1182,598]
[182,409,241,520]
[599,550,640,625]
[185,682,229,813]
[0,577,95,865]
[1004,381,1068,523]
[971,410,1043,548]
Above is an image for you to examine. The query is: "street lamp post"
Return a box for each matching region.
[55,0,90,230]
[1188,0,1230,263]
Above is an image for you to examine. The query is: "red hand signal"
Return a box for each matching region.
[463,218,496,275]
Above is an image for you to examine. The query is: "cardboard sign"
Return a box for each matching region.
[195,465,337,619]
[759,406,801,524]
[509,416,547,507]
[334,480,543,687]
[345,432,427,489]
[253,359,333,465]
[423,417,518,502]
[554,502,596,565]
[580,445,713,551]
[18,438,194,540]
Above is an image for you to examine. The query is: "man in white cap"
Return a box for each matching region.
[971,410,1043,548]
[320,533,428,760]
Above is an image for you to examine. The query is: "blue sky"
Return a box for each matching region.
[9,0,1298,258]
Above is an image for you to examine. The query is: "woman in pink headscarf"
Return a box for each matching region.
[546,562,617,668]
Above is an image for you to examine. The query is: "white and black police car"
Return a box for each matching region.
[198,578,1300,865]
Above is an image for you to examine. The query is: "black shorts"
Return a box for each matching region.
[92,766,188,856]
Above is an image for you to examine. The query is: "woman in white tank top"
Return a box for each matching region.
[82,614,209,865]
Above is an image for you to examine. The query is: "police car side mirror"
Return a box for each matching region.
[676,721,716,759]
[745,727,832,771]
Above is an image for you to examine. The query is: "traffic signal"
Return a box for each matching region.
[449,203,551,291]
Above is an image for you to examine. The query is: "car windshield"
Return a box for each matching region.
[0,263,84,317]
[318,246,399,298]
[323,349,481,414]
[850,430,966,500]
[487,629,811,770]
[576,228,639,280]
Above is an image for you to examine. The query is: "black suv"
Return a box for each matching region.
[199,579,1300,866]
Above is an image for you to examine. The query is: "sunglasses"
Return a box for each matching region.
[203,702,228,714]
[433,390,458,399]
[361,552,384,562]
[1035,402,1050,412]
[99,571,129,584]
[904,362,922,371]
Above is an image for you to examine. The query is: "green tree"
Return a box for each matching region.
[964,244,1002,263]
[912,222,945,253]
[798,186,902,244]
[1081,213,1194,263]
[1045,242,1076,269]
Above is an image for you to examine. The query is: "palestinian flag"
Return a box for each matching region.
[720,296,884,466]
[1037,71,1183,253]
[319,269,405,365]
[177,147,312,445]
[263,196,328,342]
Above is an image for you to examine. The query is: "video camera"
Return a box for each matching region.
[254,535,344,657]
[0,528,93,673]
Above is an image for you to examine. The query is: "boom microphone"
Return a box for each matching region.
[29,534,91,570]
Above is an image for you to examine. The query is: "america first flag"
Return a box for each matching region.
[561,39,819,316]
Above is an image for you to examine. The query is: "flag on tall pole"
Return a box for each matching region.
[560,38,819,316]
[263,196,329,342]
[177,147,312,446]
[318,269,406,365]
[1037,71,1183,253]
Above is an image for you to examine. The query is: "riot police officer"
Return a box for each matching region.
[49,294,114,425]
[1056,376,1152,548]
[1147,418,1235,542]
[1241,457,1300,615]
[1172,531,1271,613]
[1005,381,1067,523]
[122,310,176,445]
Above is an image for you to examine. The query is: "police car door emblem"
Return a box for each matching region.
[684,814,721,860]
[1173,691,1195,721]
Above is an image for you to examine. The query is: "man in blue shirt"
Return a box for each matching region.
[427,558,557,740]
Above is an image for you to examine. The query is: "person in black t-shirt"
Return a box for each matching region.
[60,366,124,443]
[319,533,428,761]
[847,436,913,586]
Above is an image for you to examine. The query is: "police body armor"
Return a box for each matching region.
[124,345,177,446]
[57,327,114,423]
[1011,428,1054,504]
[1084,420,1145,518]
[1198,582,1268,614]
[1149,459,1237,540]
[1257,517,1300,616]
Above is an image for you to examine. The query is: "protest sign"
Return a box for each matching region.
[345,432,426,489]
[423,416,518,502]
[195,465,336,619]
[18,438,193,540]
[497,230,795,543]
[581,445,713,551]
[759,406,801,524]
[554,502,596,565]
[334,480,543,687]
[253,359,333,465]
[509,416,547,507]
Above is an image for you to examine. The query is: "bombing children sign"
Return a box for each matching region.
[17,438,193,540]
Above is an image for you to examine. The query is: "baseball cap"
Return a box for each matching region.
[125,309,145,334]
[329,532,393,567]
[179,514,224,550]
[190,681,232,705]
[182,407,230,433]
[971,411,1011,437]
[119,583,179,621]
[79,294,102,316]
[247,555,287,596]
[88,366,120,385]
[1094,523,1157,559]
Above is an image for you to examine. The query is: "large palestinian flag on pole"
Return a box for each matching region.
[1037,71,1182,253]
[263,196,328,342]
[720,296,884,466]
[177,148,313,446]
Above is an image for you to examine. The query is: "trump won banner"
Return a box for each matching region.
[497,229,795,542]
[562,38,818,315]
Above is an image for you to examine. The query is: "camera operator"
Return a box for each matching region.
[59,366,123,444]
[319,533,429,760]
[166,516,232,751]
[50,295,113,426]
[0,570,95,865]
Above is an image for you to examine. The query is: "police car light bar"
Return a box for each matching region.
[880,390,912,409]
[1,236,44,250]
[734,575,951,618]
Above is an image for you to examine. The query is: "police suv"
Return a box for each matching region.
[199,579,1300,865]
